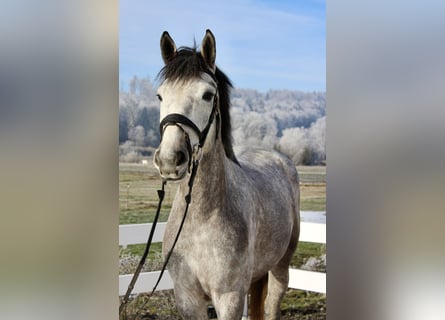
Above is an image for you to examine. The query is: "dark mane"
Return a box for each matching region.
[158,47,238,163]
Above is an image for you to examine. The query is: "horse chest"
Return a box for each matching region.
[164,212,251,289]
[178,215,246,258]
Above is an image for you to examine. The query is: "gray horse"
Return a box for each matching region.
[153,30,300,320]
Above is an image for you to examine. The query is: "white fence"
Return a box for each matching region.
[119,211,326,296]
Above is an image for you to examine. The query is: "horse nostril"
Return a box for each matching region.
[175,151,187,166]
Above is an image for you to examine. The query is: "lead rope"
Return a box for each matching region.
[119,158,200,320]
[149,157,199,294]
[119,179,166,319]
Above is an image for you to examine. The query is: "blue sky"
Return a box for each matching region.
[120,0,325,92]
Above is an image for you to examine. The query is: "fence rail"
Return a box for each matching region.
[119,211,326,295]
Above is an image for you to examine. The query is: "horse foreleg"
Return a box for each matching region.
[265,227,299,320]
[212,290,246,320]
[264,266,289,320]
[173,286,209,320]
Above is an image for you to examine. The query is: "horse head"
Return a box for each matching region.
[153,30,219,181]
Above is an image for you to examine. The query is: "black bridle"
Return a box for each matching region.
[119,73,220,319]
[158,87,219,170]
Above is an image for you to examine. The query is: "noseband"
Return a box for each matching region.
[159,78,219,167]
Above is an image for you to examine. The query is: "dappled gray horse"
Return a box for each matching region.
[153,30,300,320]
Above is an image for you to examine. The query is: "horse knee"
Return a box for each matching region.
[212,291,246,320]
[175,302,208,320]
[174,289,208,320]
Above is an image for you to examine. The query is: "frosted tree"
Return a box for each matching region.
[128,125,146,147]
[307,116,326,162]
[232,111,278,149]
[119,76,326,164]
[277,127,309,165]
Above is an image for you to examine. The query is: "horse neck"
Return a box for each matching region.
[179,138,227,210]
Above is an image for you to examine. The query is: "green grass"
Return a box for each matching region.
[292,242,326,269]
[297,166,326,184]
[120,242,162,260]
[281,290,326,319]
[302,197,326,211]
[119,162,326,222]
[119,162,177,224]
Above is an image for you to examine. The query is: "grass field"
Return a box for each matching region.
[119,163,325,225]
[119,160,326,319]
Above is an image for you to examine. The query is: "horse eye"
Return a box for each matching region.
[202,91,214,102]
[156,94,163,102]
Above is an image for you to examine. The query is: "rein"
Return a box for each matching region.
[119,79,219,320]
[119,180,166,318]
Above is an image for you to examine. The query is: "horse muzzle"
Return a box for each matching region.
[153,126,191,181]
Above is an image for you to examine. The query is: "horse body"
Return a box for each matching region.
[154,30,299,320]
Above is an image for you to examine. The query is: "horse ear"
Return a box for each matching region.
[201,29,216,72]
[160,31,177,64]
